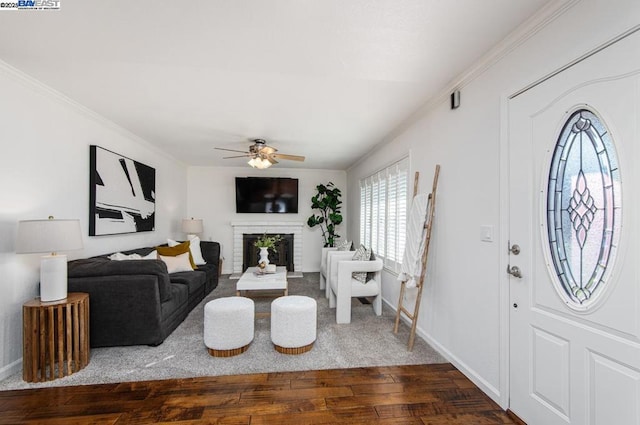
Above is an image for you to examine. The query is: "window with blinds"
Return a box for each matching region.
[359,157,409,273]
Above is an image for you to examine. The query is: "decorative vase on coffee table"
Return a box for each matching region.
[258,247,270,267]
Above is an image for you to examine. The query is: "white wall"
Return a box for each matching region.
[187,166,346,273]
[346,0,640,406]
[0,64,188,380]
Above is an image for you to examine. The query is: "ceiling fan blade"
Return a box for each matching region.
[223,154,251,159]
[267,156,278,165]
[261,146,277,155]
[272,153,305,161]
[215,147,250,154]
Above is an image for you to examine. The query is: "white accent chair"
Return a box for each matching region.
[325,250,354,299]
[327,254,384,324]
[319,247,337,291]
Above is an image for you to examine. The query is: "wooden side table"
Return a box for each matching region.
[22,292,90,382]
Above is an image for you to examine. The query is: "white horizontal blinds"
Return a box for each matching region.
[360,180,366,249]
[359,156,409,273]
[371,175,379,254]
[363,179,372,248]
[396,162,409,269]
[377,170,386,262]
[386,170,398,266]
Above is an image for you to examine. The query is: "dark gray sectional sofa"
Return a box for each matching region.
[67,241,220,347]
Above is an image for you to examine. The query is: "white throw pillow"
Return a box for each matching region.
[159,251,193,273]
[335,240,352,251]
[108,252,142,261]
[168,237,206,265]
[352,244,372,283]
[186,236,206,265]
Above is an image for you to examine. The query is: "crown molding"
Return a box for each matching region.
[349,0,579,172]
[0,59,185,166]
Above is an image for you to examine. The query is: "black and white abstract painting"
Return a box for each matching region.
[89,145,156,236]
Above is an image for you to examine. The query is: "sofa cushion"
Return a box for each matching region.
[200,241,220,266]
[194,262,218,293]
[170,270,206,297]
[160,283,189,337]
[68,257,173,303]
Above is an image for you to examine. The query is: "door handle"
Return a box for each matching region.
[507,265,523,278]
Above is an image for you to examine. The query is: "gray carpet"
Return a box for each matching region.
[0,273,445,390]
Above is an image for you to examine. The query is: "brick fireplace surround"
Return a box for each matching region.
[231,221,303,277]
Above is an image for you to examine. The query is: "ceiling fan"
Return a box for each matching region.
[215,139,305,169]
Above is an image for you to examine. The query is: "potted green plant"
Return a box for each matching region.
[307,182,343,247]
[254,233,282,267]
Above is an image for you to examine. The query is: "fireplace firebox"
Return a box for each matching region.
[242,233,294,271]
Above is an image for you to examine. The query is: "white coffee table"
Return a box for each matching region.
[236,266,288,297]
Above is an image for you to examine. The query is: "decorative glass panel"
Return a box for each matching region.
[547,109,620,307]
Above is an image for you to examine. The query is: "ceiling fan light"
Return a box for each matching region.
[257,158,272,169]
[248,157,272,169]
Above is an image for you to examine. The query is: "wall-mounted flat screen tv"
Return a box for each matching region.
[235,177,299,213]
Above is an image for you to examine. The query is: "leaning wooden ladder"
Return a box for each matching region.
[393,164,440,351]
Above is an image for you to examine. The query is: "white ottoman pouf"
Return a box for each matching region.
[271,295,317,354]
[204,296,254,357]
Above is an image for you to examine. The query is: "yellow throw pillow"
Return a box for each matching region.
[157,241,197,269]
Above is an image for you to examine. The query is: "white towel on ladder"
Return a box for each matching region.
[397,193,430,288]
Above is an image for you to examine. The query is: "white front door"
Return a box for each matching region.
[508,30,640,424]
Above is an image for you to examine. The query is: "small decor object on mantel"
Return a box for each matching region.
[254,233,282,268]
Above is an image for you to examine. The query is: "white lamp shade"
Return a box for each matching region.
[182,218,203,234]
[16,219,83,254]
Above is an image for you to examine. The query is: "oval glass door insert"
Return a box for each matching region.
[546,108,621,308]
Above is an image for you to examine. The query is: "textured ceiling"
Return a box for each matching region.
[0,0,551,169]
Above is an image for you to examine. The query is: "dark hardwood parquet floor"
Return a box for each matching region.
[0,363,521,424]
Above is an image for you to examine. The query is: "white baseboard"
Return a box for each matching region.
[0,358,22,382]
[382,297,503,407]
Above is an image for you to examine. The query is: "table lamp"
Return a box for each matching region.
[182,218,203,239]
[16,216,83,302]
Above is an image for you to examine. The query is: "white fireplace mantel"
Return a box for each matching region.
[231,221,303,274]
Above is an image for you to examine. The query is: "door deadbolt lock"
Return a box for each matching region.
[509,244,521,255]
[507,265,523,278]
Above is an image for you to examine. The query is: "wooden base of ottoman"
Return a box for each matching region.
[207,343,250,357]
[274,341,314,355]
